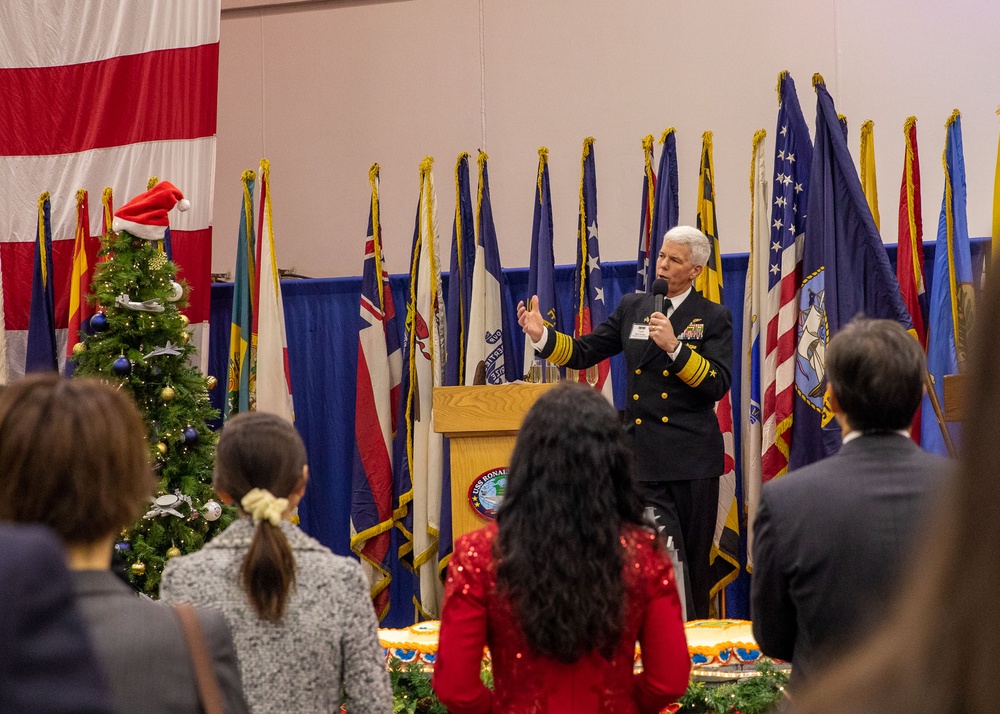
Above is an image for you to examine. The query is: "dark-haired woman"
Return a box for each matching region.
[432,383,690,713]
[161,412,391,713]
[0,374,249,714]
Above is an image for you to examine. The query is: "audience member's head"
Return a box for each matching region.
[0,374,156,547]
[213,411,308,622]
[495,382,646,663]
[795,292,998,712]
[825,317,925,432]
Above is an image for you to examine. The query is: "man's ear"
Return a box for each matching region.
[692,263,704,279]
[825,382,841,413]
[295,465,309,499]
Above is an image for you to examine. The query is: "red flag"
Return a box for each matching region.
[897,116,927,443]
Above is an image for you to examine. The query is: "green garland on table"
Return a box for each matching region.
[387,656,788,714]
[676,660,789,714]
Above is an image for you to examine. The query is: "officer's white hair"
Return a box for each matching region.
[662,226,711,267]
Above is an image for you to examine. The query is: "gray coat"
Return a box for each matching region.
[73,569,249,714]
[161,519,391,714]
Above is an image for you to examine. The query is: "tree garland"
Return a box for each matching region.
[387,657,788,714]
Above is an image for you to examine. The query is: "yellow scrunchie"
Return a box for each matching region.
[241,488,288,526]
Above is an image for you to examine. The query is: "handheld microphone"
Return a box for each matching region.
[652,278,669,315]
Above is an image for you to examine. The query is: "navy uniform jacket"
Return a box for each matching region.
[537,290,732,482]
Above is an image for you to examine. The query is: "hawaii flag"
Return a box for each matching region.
[694,132,739,612]
[743,129,769,571]
[0,0,218,379]
[252,160,294,421]
[397,157,446,619]
[352,164,402,621]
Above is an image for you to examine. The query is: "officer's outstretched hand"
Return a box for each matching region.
[517,295,545,343]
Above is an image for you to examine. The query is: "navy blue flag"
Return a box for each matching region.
[25,193,58,373]
[635,135,656,292]
[647,128,679,290]
[789,75,912,469]
[445,153,476,388]
[439,152,476,575]
[523,147,560,376]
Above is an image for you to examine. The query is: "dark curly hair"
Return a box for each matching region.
[495,382,647,663]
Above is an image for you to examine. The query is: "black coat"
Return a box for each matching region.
[538,290,733,482]
[750,433,951,686]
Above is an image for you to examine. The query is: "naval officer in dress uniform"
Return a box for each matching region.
[517,225,733,619]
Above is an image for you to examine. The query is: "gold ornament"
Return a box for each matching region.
[180,314,190,328]
[72,341,86,355]
[161,386,175,402]
[206,375,218,390]
[157,442,167,455]
[131,562,146,576]
[181,332,191,343]
[166,546,182,559]
[149,251,167,270]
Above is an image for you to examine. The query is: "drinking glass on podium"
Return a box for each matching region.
[545,362,561,384]
[566,367,580,383]
[585,365,599,388]
[526,358,544,384]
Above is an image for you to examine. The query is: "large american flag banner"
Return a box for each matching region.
[759,72,813,488]
[575,138,613,401]
[0,1,218,379]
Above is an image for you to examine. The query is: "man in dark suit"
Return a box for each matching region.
[518,225,732,619]
[751,317,951,686]
[0,522,114,713]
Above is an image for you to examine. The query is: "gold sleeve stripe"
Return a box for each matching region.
[548,332,574,366]
[676,350,710,387]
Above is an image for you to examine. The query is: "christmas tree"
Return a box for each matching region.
[71,181,234,595]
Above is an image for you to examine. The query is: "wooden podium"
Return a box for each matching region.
[432,383,552,544]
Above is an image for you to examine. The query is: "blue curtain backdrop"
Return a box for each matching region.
[208,238,987,628]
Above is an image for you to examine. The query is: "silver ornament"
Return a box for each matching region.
[203,500,223,521]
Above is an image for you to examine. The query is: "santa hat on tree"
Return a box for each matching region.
[112,181,190,241]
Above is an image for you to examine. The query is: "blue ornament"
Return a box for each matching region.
[112,356,132,377]
[115,541,131,551]
[90,312,109,332]
[182,426,199,445]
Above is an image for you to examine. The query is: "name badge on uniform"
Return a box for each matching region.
[630,323,650,340]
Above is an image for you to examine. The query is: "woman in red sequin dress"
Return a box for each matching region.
[433,383,690,713]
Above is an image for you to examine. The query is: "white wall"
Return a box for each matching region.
[215,0,1000,278]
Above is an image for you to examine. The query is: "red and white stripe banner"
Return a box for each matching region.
[0,0,219,379]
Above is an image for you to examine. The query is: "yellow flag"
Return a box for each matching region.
[860,120,881,232]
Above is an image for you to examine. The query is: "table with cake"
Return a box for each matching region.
[378,618,784,681]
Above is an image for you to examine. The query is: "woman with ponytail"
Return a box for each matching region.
[432,383,691,713]
[161,412,390,713]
